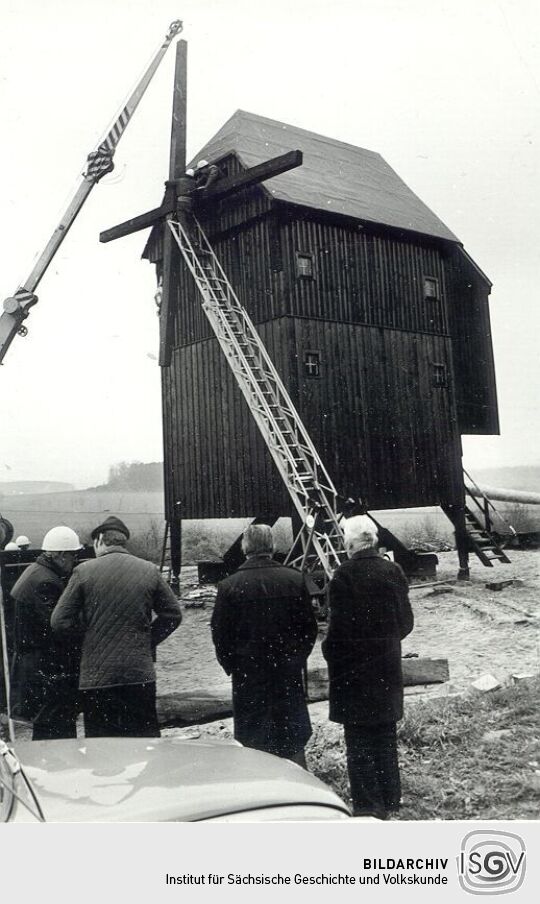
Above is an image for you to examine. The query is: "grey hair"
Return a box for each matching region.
[343,515,378,556]
[241,524,274,557]
[100,529,128,548]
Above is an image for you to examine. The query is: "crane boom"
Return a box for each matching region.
[0,18,182,365]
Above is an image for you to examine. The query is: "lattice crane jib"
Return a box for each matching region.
[0,19,183,365]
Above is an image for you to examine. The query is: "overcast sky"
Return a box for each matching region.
[0,0,539,488]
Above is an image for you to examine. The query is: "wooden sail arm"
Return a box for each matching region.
[99,151,304,244]
[196,150,303,204]
[99,186,177,243]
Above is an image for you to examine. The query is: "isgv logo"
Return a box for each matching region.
[458,830,526,895]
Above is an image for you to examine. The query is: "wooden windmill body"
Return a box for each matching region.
[102,42,500,581]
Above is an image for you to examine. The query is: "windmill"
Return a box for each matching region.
[100,40,361,586]
[101,40,505,589]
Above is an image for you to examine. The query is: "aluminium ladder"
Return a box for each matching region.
[167,216,347,579]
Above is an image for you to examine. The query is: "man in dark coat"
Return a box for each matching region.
[10,525,83,740]
[211,524,318,765]
[322,515,414,819]
[51,516,182,738]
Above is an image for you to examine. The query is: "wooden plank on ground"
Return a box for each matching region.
[305,659,449,702]
[156,658,449,726]
[157,689,232,726]
[403,658,449,685]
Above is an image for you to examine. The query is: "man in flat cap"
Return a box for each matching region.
[51,515,182,737]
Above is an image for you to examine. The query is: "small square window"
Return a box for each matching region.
[296,252,314,278]
[424,276,440,300]
[432,362,448,388]
[304,351,321,377]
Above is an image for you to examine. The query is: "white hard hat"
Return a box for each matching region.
[15,535,30,547]
[4,541,20,551]
[196,159,209,169]
[42,526,82,552]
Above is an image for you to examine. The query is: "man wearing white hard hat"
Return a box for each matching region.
[10,525,82,740]
[15,535,30,550]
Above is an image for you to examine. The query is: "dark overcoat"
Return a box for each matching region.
[322,550,414,725]
[211,556,318,757]
[9,555,80,720]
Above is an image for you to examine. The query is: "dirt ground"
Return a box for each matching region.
[6,548,538,746]
[157,548,540,704]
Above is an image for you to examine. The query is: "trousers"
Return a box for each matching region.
[82,682,160,738]
[344,721,401,817]
[32,686,79,741]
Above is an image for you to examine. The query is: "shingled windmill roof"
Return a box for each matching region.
[190,110,460,243]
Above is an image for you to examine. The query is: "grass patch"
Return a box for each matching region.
[307,678,540,819]
[397,516,454,552]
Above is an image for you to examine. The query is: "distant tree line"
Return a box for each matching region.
[89,461,163,491]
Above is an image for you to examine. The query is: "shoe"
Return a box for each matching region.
[352,807,389,820]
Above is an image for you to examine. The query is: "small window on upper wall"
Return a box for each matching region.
[432,362,448,388]
[304,351,321,378]
[296,252,314,279]
[424,276,440,300]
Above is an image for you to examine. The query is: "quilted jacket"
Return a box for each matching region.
[51,546,182,689]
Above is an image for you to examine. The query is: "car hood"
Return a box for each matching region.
[12,737,349,822]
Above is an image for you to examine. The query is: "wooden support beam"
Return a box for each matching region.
[169,502,182,593]
[156,659,450,726]
[197,150,303,205]
[168,41,187,180]
[159,40,187,367]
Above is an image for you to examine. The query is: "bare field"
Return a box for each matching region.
[4,488,540,565]
[157,549,540,700]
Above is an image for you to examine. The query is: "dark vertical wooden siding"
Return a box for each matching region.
[292,320,463,510]
[163,320,293,519]
[163,315,463,519]
[158,192,495,521]
[171,210,451,349]
[281,215,449,335]
[445,248,499,435]
[172,219,278,347]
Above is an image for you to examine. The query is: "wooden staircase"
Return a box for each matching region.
[463,468,512,567]
[464,505,511,566]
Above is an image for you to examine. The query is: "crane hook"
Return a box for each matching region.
[167,20,183,40]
